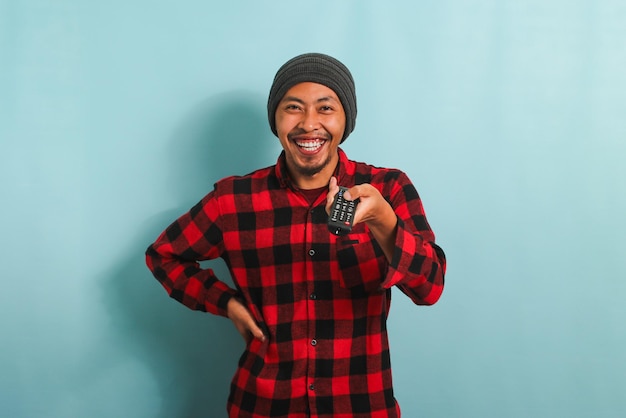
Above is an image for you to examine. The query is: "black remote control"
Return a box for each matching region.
[328,186,359,236]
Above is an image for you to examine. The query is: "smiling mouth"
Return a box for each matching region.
[295,138,326,152]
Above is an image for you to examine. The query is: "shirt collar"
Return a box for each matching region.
[274,147,354,189]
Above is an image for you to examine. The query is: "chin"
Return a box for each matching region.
[290,158,322,176]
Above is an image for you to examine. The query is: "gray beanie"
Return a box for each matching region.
[267,53,357,143]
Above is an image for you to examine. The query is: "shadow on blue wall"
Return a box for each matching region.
[101,92,275,417]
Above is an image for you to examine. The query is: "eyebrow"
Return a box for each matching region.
[281,95,338,104]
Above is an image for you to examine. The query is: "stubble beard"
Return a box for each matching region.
[293,152,334,178]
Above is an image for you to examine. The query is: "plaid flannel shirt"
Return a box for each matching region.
[146,148,446,417]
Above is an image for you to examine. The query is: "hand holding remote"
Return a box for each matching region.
[325,177,398,261]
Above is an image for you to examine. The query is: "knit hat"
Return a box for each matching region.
[267,53,357,143]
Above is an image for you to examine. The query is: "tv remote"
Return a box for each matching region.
[328,186,359,236]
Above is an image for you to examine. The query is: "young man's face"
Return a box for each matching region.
[274,82,346,189]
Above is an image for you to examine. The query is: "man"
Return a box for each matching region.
[146,53,446,417]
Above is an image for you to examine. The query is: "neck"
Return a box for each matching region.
[283,151,339,190]
[292,172,332,190]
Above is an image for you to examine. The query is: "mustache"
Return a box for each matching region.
[287,128,332,141]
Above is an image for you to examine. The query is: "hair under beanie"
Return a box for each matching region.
[267,53,357,143]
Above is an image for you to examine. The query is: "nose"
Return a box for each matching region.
[301,109,321,132]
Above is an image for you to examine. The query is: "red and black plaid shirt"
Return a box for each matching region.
[146,148,446,417]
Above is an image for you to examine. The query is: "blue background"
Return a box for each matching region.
[2,1,625,417]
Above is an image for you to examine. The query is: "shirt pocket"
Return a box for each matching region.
[335,229,387,295]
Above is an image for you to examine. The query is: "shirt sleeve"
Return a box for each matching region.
[381,173,446,305]
[145,190,238,317]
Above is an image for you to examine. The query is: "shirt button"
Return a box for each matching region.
[309,384,315,391]
[308,249,315,257]
[311,339,317,346]
[309,293,317,300]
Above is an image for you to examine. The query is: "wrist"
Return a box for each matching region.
[226,296,243,319]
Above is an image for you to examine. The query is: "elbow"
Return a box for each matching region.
[145,244,159,272]
[418,283,444,306]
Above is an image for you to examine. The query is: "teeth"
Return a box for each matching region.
[296,139,324,151]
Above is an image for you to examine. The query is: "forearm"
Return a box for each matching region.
[383,218,446,305]
[365,202,398,263]
[378,174,446,305]
[145,242,236,316]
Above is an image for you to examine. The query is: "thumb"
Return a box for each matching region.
[246,319,266,342]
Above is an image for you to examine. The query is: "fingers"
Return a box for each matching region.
[344,183,371,201]
[234,322,253,344]
[343,185,357,201]
[227,298,266,343]
[325,176,340,214]
[248,322,266,342]
[239,309,265,342]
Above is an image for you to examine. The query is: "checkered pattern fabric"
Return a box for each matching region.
[146,148,446,417]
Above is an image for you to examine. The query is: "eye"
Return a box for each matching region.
[319,105,334,113]
[284,104,301,111]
